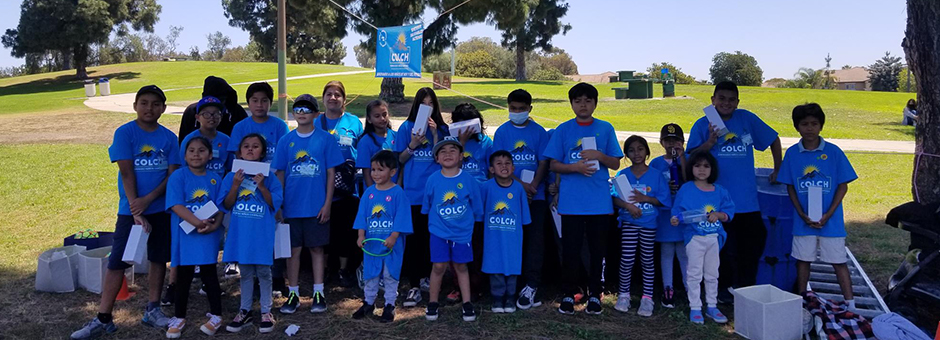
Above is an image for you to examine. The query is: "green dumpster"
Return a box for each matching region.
[663,81,675,97]
[618,70,635,81]
[646,80,654,98]
[628,80,650,99]
[612,87,629,100]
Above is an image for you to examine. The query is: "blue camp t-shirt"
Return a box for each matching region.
[543,118,624,215]
[671,182,736,247]
[354,185,413,280]
[272,129,345,219]
[314,112,363,162]
[394,120,448,205]
[493,120,550,201]
[481,179,531,275]
[687,109,778,213]
[165,167,223,267]
[180,130,231,177]
[777,138,857,237]
[460,134,493,183]
[612,166,671,229]
[109,121,181,215]
[217,170,283,265]
[227,116,289,163]
[356,130,399,183]
[421,170,484,244]
[650,156,683,242]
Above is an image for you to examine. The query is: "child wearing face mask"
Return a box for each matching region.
[492,89,551,310]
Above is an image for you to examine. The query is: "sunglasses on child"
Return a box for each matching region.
[293,107,316,115]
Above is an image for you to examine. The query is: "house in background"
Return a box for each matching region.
[831,67,871,91]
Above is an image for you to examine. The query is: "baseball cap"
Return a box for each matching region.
[292,94,320,112]
[196,96,226,113]
[660,123,684,141]
[136,85,166,102]
[432,138,464,157]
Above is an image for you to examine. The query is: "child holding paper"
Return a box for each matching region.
[273,96,344,314]
[180,96,232,177]
[543,82,623,315]
[451,103,493,183]
[778,103,858,310]
[394,87,449,307]
[670,151,735,325]
[357,100,398,188]
[352,150,413,322]
[219,133,283,334]
[611,135,670,317]
[650,123,688,308]
[422,139,484,322]
[165,136,225,338]
[227,82,288,163]
[481,151,531,314]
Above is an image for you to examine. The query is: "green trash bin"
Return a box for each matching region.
[618,70,634,81]
[663,81,675,97]
[646,80,654,98]
[613,87,629,100]
[628,80,650,99]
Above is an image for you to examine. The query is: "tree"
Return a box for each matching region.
[541,48,577,75]
[904,0,940,204]
[456,50,499,78]
[899,67,917,93]
[166,26,184,56]
[708,51,764,86]
[842,64,853,70]
[647,62,697,84]
[354,44,376,68]
[206,32,232,61]
[190,46,202,61]
[222,0,349,62]
[2,0,161,78]
[869,51,903,92]
[823,53,835,89]
[489,0,571,81]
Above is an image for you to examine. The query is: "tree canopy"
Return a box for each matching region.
[708,51,763,86]
[222,0,348,63]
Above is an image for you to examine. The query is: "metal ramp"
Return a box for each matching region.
[807,247,890,319]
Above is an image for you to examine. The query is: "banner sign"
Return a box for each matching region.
[376,24,423,78]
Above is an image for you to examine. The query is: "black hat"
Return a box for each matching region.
[660,123,684,141]
[432,138,464,157]
[293,94,320,112]
[136,85,166,102]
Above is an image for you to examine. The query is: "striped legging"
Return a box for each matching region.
[619,224,656,297]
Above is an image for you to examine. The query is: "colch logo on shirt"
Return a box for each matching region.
[488,201,517,231]
[437,191,467,219]
[696,204,721,233]
[185,188,211,211]
[798,165,832,193]
[134,144,168,171]
[234,188,265,218]
[413,141,434,161]
[368,204,394,230]
[510,140,537,166]
[462,152,479,171]
[290,150,321,177]
[568,139,585,162]
[717,132,748,158]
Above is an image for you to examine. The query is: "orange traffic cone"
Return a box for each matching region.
[934,321,939,340]
[116,276,135,301]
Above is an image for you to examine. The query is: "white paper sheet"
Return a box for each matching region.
[808,186,823,222]
[179,201,220,234]
[521,169,535,184]
[122,225,150,265]
[413,104,432,135]
[275,223,291,259]
[232,159,270,176]
[703,105,729,136]
[613,174,635,202]
[448,118,481,136]
[551,205,563,239]
[581,136,599,170]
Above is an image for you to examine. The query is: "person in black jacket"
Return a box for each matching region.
[178,76,249,143]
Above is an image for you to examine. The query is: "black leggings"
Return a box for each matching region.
[175,264,222,318]
[560,215,610,297]
[403,205,431,288]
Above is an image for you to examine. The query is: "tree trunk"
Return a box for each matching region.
[515,39,526,81]
[904,0,940,203]
[380,77,405,103]
[73,44,89,79]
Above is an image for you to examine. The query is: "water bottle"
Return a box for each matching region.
[677,209,707,224]
[669,148,682,193]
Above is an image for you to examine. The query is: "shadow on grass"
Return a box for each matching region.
[0,71,141,96]
[846,216,911,293]
[872,121,916,138]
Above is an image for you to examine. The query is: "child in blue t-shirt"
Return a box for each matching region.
[218,133,283,334]
[670,151,735,325]
[611,136,670,317]
[542,83,624,315]
[227,82,288,163]
[180,96,232,177]
[357,100,398,187]
[421,139,484,322]
[778,103,858,310]
[481,151,531,314]
[451,103,493,183]
[650,123,689,308]
[165,136,225,337]
[273,96,344,315]
[351,150,413,323]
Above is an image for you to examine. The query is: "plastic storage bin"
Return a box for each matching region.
[733,285,803,340]
[756,257,797,292]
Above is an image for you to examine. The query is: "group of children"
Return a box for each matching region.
[71,79,858,339]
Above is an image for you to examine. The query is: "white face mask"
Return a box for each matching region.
[509,111,529,125]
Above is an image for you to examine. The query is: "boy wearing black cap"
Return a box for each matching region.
[72,85,180,340]
[422,139,484,322]
[273,94,344,314]
[650,123,689,309]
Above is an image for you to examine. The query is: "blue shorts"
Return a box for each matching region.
[429,234,473,264]
[108,213,171,270]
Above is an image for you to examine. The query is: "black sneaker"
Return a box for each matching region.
[161,284,175,306]
[259,312,276,333]
[339,270,356,288]
[403,288,421,307]
[279,291,300,314]
[352,302,374,319]
[558,296,575,315]
[586,296,602,315]
[425,302,440,321]
[662,286,675,308]
[517,285,541,310]
[462,302,476,322]
[718,288,734,305]
[380,304,395,323]
[310,291,327,313]
[225,309,252,333]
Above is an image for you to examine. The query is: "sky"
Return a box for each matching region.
[0,0,910,80]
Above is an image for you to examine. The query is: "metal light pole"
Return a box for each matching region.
[277,0,288,120]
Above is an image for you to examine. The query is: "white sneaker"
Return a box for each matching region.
[223,263,239,278]
[404,287,422,307]
[419,277,431,292]
[614,294,631,313]
[637,297,654,317]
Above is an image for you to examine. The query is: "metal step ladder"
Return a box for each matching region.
[807,247,890,319]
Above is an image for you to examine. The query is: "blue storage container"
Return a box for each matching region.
[761,215,794,260]
[756,168,796,260]
[756,257,797,293]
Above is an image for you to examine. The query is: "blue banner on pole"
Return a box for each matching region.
[375,24,423,78]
